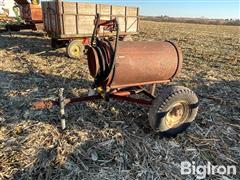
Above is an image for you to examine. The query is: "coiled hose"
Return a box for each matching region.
[88,14,120,87]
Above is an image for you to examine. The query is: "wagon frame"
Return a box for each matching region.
[41,0,140,58]
[5,0,43,31]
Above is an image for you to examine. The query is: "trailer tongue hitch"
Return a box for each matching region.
[32,14,199,136]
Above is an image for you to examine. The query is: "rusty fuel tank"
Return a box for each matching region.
[86,40,183,89]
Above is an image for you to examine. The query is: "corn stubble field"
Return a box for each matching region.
[0,21,239,179]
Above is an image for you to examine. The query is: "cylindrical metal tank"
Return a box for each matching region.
[87,41,183,89]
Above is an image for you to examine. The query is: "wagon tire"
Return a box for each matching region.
[148,85,199,137]
[67,40,84,59]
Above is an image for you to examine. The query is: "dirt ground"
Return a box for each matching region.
[0,21,239,179]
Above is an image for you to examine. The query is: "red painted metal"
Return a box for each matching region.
[82,37,90,45]
[87,46,100,77]
[32,92,153,110]
[109,94,152,106]
[112,91,131,96]
[32,95,102,109]
[63,95,102,105]
[20,4,42,23]
[31,100,57,109]
[8,1,44,31]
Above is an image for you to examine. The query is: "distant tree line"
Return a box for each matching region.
[141,15,240,26]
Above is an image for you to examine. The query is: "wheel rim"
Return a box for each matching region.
[70,44,81,57]
[164,101,190,129]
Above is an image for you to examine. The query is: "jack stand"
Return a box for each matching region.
[59,88,66,130]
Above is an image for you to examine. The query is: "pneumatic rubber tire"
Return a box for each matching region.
[67,40,84,59]
[148,85,199,137]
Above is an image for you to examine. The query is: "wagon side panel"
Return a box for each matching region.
[61,2,77,36]
[77,3,96,35]
[49,2,58,36]
[56,1,62,36]
[112,5,126,33]
[97,4,111,20]
[41,2,47,31]
[41,2,51,33]
[97,4,111,34]
[42,1,58,36]
[126,7,139,33]
[42,2,139,39]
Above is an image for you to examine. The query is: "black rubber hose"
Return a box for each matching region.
[90,16,119,84]
[102,18,119,81]
[91,13,100,46]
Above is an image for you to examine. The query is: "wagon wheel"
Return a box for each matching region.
[31,0,40,5]
[148,86,199,137]
[67,40,85,59]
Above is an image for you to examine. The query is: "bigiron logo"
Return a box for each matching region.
[181,161,237,179]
